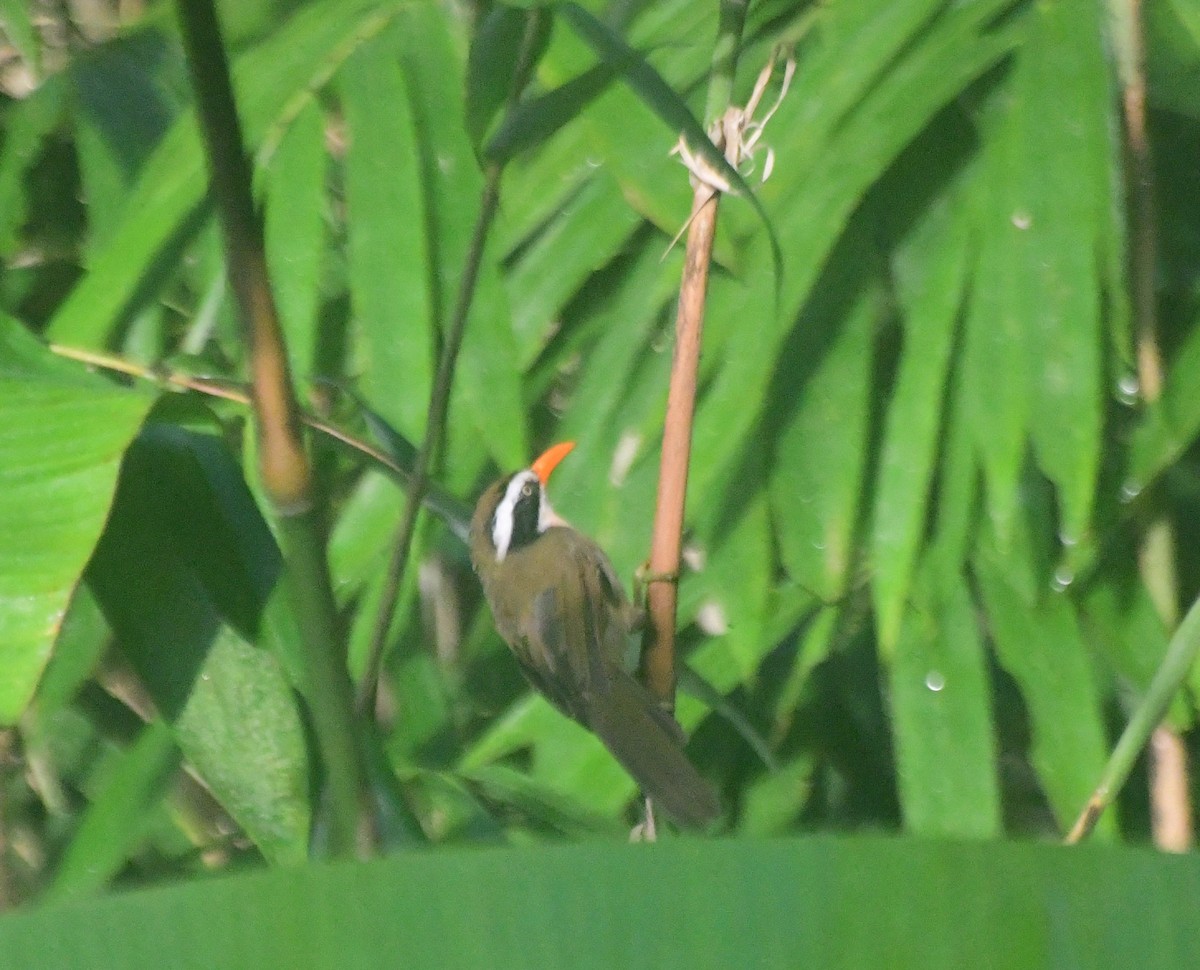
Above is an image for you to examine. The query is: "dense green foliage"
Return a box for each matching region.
[2,0,1200,929]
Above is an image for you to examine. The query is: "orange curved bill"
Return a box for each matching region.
[530,441,575,485]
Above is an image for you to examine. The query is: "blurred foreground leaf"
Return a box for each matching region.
[2,837,1199,969]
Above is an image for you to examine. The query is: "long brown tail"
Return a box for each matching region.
[585,668,721,829]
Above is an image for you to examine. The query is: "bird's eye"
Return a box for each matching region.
[521,484,533,498]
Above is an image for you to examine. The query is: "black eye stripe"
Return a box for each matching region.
[509,484,541,552]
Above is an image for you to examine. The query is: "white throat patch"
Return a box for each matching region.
[491,471,539,562]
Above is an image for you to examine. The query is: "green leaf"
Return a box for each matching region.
[0,75,68,255]
[770,230,881,603]
[1010,0,1112,544]
[87,424,310,863]
[339,30,433,444]
[46,720,181,903]
[1128,303,1200,490]
[973,547,1111,835]
[889,556,1001,838]
[691,0,1022,512]
[871,151,973,650]
[466,5,552,154]
[34,584,111,718]
[686,481,773,683]
[4,838,1200,968]
[556,1,782,285]
[0,318,155,724]
[393,4,528,469]
[46,0,396,346]
[486,63,617,163]
[264,98,327,379]
[505,169,641,367]
[960,0,1112,546]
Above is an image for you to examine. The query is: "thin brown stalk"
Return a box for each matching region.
[1117,0,1191,852]
[1070,0,1193,850]
[643,0,750,710]
[644,186,722,707]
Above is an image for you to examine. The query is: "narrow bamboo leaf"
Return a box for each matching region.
[958,109,1033,545]
[1012,0,1111,544]
[46,0,395,345]
[466,5,553,153]
[264,98,327,379]
[505,169,641,367]
[1077,535,1188,728]
[486,63,617,163]
[686,487,772,683]
[0,75,67,255]
[871,159,973,650]
[0,319,155,724]
[459,695,639,819]
[5,838,1200,970]
[72,31,183,259]
[555,1,782,285]
[770,231,881,602]
[339,32,432,444]
[568,0,719,240]
[690,0,1022,511]
[553,242,679,476]
[889,556,1001,838]
[768,603,837,740]
[393,4,528,469]
[87,424,311,863]
[973,549,1111,835]
[461,764,626,837]
[34,585,110,718]
[1128,303,1200,489]
[46,721,181,902]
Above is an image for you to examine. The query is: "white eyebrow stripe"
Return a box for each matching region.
[492,471,537,562]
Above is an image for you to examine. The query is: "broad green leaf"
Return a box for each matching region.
[0,318,155,724]
[87,424,310,863]
[46,720,180,903]
[339,31,433,444]
[4,838,1200,969]
[889,556,1001,838]
[264,97,327,379]
[46,0,397,346]
[974,548,1111,835]
[871,144,974,650]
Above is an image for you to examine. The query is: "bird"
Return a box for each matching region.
[469,441,720,829]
